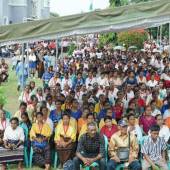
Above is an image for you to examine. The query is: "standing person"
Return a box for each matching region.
[28,51,37,78]
[14,102,27,122]
[37,57,45,79]
[141,125,168,170]
[73,122,106,170]
[16,57,29,91]
[107,120,141,170]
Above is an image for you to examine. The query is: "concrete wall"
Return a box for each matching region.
[9,6,27,24]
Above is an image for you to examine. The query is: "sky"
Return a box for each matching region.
[50,0,109,16]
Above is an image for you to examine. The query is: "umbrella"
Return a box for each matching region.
[114,46,125,51]
[128,46,137,50]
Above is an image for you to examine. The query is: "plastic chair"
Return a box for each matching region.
[20,123,29,168]
[53,151,58,168]
[83,135,108,170]
[29,146,33,168]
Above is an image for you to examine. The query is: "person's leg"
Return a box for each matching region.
[142,159,151,170]
[157,159,169,170]
[73,156,83,170]
[18,161,23,170]
[97,158,106,170]
[44,145,51,169]
[128,160,142,170]
[107,159,117,170]
[1,163,7,170]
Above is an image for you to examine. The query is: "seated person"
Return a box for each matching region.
[139,105,156,135]
[78,113,96,139]
[77,108,89,133]
[73,122,106,170]
[30,112,51,170]
[141,125,168,170]
[49,100,62,127]
[70,99,82,120]
[99,108,117,129]
[127,113,143,142]
[55,112,77,166]
[100,116,118,141]
[0,109,10,146]
[0,117,25,170]
[107,120,141,170]
[14,102,27,122]
[155,114,170,143]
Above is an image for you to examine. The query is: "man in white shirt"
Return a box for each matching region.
[156,114,170,142]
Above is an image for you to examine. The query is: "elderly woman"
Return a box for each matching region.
[55,112,77,166]
[30,112,51,170]
[0,117,25,170]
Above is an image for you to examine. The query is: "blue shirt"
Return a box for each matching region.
[49,109,62,123]
[71,110,82,120]
[42,71,53,83]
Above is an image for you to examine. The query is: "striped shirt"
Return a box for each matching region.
[141,136,167,162]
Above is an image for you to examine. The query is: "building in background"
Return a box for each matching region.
[0,0,50,25]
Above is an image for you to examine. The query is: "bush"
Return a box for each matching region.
[117,29,148,49]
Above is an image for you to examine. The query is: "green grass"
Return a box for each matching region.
[1,65,42,113]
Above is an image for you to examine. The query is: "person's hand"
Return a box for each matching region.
[152,164,159,170]
[82,158,90,166]
[128,155,134,164]
[113,156,120,163]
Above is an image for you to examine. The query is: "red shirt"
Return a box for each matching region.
[113,105,123,120]
[100,125,118,141]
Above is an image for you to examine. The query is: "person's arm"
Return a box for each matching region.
[143,154,157,169]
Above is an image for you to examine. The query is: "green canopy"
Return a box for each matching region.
[0,0,170,45]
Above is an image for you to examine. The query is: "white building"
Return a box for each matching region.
[0,0,50,25]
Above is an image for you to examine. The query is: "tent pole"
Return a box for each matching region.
[26,42,29,77]
[160,25,162,46]
[169,23,170,59]
[21,43,25,91]
[61,39,63,58]
[55,39,58,69]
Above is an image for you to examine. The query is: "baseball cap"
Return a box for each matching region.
[118,120,128,127]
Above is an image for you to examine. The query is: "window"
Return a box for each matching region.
[43,0,50,7]
[9,0,27,6]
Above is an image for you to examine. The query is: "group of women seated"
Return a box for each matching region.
[0,99,170,170]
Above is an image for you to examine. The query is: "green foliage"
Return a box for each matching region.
[0,88,7,106]
[98,32,117,48]
[67,43,76,56]
[117,30,148,49]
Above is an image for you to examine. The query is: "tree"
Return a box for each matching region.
[117,29,148,49]
[98,32,117,48]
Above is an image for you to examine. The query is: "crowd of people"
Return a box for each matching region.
[0,58,8,85]
[0,35,170,170]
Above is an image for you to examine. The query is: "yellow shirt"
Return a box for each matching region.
[30,123,52,140]
[14,110,22,121]
[99,118,117,129]
[94,103,101,114]
[78,122,98,140]
[109,131,139,159]
[58,117,77,132]
[55,123,76,142]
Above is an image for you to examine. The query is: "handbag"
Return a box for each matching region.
[32,141,48,149]
[117,132,130,162]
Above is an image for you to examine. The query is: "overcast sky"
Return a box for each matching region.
[50,0,109,16]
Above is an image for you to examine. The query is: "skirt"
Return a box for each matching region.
[0,146,24,163]
[29,61,36,69]
[33,143,51,167]
[56,136,76,164]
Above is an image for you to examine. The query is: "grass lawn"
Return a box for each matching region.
[1,65,42,113]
